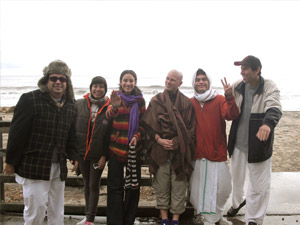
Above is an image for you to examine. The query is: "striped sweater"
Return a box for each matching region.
[106,97,146,161]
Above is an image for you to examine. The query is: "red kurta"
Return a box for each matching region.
[191,95,239,162]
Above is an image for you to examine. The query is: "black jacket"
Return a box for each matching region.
[228,77,282,163]
[6,90,78,181]
[75,94,111,160]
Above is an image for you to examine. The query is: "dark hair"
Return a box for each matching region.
[90,76,107,95]
[119,70,142,95]
[249,65,262,76]
[196,68,207,76]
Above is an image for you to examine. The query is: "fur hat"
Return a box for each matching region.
[90,76,107,95]
[38,60,75,100]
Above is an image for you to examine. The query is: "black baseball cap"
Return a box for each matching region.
[234,55,262,68]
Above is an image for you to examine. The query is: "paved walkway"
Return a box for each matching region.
[1,214,300,225]
[1,172,299,224]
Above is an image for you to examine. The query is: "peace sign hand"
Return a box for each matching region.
[221,77,233,98]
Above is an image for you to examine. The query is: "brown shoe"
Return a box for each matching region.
[227,200,246,217]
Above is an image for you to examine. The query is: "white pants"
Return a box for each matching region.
[190,159,232,224]
[230,147,271,225]
[16,163,65,225]
[205,161,232,223]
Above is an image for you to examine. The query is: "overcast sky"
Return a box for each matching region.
[1,0,300,88]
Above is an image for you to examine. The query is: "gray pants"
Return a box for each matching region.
[78,157,104,222]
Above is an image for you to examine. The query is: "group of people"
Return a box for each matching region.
[3,55,282,225]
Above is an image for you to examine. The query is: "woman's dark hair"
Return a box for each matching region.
[119,70,142,95]
[89,76,107,95]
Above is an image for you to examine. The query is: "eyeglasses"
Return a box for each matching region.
[49,76,67,83]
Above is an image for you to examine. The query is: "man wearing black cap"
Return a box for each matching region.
[3,60,79,225]
[227,55,282,225]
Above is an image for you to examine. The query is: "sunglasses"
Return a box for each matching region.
[49,76,67,83]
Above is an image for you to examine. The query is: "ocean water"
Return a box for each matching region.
[0,74,299,111]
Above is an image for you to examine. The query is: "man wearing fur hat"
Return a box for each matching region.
[4,60,79,225]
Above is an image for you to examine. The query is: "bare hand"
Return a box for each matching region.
[221,77,233,97]
[256,124,271,141]
[110,90,121,108]
[70,160,78,172]
[97,156,106,170]
[129,136,137,146]
[3,163,14,175]
[158,138,176,151]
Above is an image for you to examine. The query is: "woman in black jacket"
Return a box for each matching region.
[75,76,112,225]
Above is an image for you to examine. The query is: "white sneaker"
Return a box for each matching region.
[193,214,204,225]
[76,217,87,225]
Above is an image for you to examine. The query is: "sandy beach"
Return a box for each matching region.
[271,111,300,172]
[1,109,299,205]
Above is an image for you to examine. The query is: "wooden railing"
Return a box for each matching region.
[0,120,193,217]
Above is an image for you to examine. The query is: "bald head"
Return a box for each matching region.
[165,69,183,93]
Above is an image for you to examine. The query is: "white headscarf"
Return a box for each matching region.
[192,70,218,103]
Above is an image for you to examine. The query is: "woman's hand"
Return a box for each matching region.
[129,136,137,147]
[70,160,78,172]
[110,90,121,108]
[97,156,106,170]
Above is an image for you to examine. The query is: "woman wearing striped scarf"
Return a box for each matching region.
[106,70,146,225]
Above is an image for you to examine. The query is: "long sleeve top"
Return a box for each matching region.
[106,97,146,161]
[191,95,239,162]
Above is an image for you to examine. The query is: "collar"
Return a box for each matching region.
[235,76,265,96]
